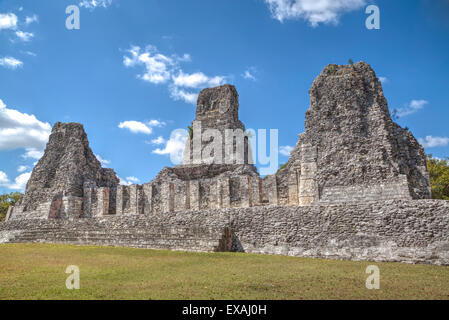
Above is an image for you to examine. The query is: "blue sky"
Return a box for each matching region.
[0,0,448,193]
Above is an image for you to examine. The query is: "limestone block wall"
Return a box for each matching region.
[2,199,449,265]
[319,175,412,204]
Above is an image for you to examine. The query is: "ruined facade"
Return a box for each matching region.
[1,62,448,265]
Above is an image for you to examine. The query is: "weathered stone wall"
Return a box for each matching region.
[276,62,431,204]
[2,200,449,265]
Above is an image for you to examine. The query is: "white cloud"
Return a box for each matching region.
[118,119,166,135]
[123,45,226,104]
[150,136,166,145]
[279,145,293,156]
[95,154,111,166]
[123,45,175,84]
[17,165,29,173]
[0,13,18,30]
[0,56,23,69]
[8,172,31,191]
[0,171,9,185]
[379,76,388,84]
[396,100,429,117]
[172,71,225,88]
[152,130,188,165]
[0,170,31,191]
[265,0,366,26]
[21,149,44,160]
[0,98,51,152]
[169,86,198,104]
[119,176,140,186]
[118,121,152,135]
[25,15,38,25]
[79,0,113,9]
[22,51,37,57]
[126,176,139,183]
[242,69,257,81]
[418,136,449,148]
[15,30,34,41]
[148,119,166,127]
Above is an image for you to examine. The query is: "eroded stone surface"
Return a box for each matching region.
[276,62,431,204]
[17,122,119,214]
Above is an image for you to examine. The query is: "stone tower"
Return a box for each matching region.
[182,84,254,167]
[276,62,431,205]
[13,122,119,219]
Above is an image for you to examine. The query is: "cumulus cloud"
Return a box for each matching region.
[418,136,449,148]
[123,45,226,104]
[0,98,51,152]
[119,176,140,186]
[152,130,188,165]
[396,100,429,117]
[279,145,293,156]
[150,136,166,145]
[378,76,388,84]
[95,154,111,166]
[264,0,366,26]
[0,170,31,191]
[172,71,225,88]
[242,70,257,81]
[0,56,23,69]
[0,13,18,30]
[118,119,165,135]
[8,172,31,190]
[21,149,44,160]
[119,121,152,134]
[169,86,199,104]
[0,171,9,185]
[25,15,39,25]
[79,0,113,9]
[15,30,34,42]
[17,165,29,173]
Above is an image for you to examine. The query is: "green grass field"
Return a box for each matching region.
[0,243,448,300]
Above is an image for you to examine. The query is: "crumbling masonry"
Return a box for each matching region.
[1,62,448,265]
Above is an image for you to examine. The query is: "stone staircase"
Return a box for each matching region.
[0,217,228,252]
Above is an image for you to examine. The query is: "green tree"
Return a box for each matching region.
[0,192,23,221]
[427,155,449,200]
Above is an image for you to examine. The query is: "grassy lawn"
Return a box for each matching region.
[0,243,448,300]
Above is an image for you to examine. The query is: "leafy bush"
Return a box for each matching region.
[427,155,449,200]
[0,192,23,221]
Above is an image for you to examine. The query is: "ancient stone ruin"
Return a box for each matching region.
[1,62,448,265]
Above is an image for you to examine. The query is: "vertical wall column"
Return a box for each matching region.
[219,177,230,208]
[94,187,110,217]
[190,180,200,211]
[240,176,250,208]
[250,177,262,207]
[5,206,14,222]
[288,169,300,205]
[161,182,174,213]
[173,181,186,212]
[143,184,153,215]
[264,175,278,205]
[83,181,96,217]
[299,144,318,206]
[116,185,126,216]
[209,179,220,209]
